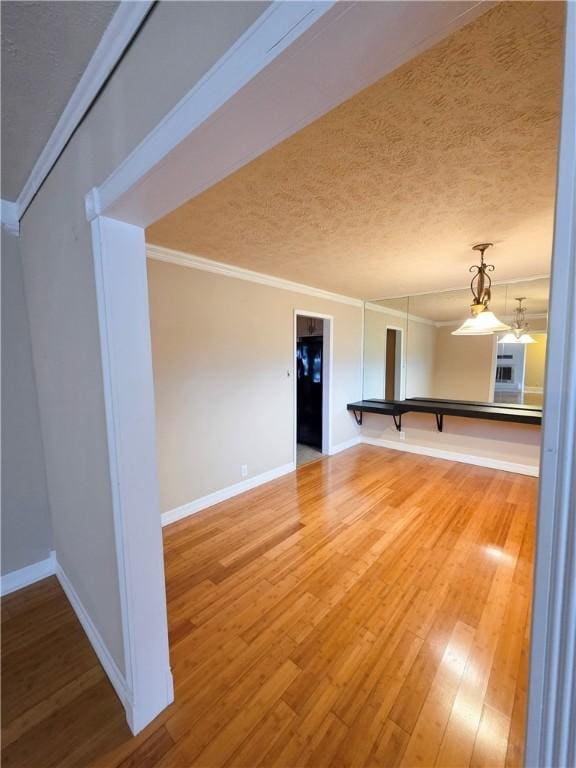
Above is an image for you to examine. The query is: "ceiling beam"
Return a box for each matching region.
[16,0,154,220]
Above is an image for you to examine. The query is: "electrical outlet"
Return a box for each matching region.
[399,431,406,441]
[241,464,248,478]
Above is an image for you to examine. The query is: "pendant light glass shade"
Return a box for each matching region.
[452,309,511,335]
[499,331,537,344]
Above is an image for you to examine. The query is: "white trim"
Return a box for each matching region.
[294,310,334,461]
[147,244,363,308]
[385,324,406,400]
[55,559,131,715]
[92,216,173,735]
[364,301,436,327]
[89,1,336,222]
[1,199,20,236]
[162,462,295,527]
[361,436,539,477]
[0,551,55,596]
[328,436,362,456]
[17,1,154,217]
[526,2,576,764]
[524,386,544,394]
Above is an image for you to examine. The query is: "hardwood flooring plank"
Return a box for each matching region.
[1,446,536,768]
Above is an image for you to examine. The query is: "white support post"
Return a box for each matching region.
[91,216,173,734]
[525,3,576,765]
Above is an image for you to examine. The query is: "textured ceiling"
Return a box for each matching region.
[374,277,550,323]
[1,0,119,200]
[147,1,564,300]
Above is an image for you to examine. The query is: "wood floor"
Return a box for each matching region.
[1,445,536,767]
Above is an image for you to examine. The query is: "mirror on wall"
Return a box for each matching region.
[363,297,408,400]
[363,278,549,406]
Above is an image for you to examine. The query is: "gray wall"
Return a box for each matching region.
[18,1,267,674]
[1,227,52,574]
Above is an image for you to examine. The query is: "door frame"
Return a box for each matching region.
[293,310,333,460]
[385,324,406,400]
[525,2,576,764]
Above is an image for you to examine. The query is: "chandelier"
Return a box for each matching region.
[452,243,510,335]
[499,297,537,344]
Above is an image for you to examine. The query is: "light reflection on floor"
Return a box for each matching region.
[483,544,514,566]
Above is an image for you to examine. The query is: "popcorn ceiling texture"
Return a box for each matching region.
[147,1,564,300]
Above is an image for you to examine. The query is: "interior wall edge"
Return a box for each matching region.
[15,1,155,218]
[0,549,137,728]
[0,551,56,596]
[54,557,132,719]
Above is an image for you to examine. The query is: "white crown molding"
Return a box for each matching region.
[0,551,56,596]
[364,300,436,326]
[147,244,364,308]
[16,0,154,218]
[1,199,20,236]
[162,462,295,527]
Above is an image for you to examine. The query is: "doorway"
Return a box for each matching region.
[294,312,332,465]
[385,327,403,400]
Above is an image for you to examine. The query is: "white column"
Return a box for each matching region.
[91,215,173,734]
[525,3,576,765]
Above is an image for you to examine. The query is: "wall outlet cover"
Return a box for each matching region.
[399,431,406,440]
[241,464,248,478]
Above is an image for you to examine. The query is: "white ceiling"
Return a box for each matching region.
[1,0,119,201]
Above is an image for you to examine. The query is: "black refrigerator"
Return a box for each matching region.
[296,337,323,450]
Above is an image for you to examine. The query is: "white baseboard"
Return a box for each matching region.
[2,552,170,735]
[162,435,539,529]
[162,461,296,527]
[362,436,540,477]
[56,559,172,735]
[1,551,56,596]
[329,436,362,455]
[55,560,132,715]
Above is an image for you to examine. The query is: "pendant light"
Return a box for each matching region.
[498,297,537,344]
[452,243,510,335]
